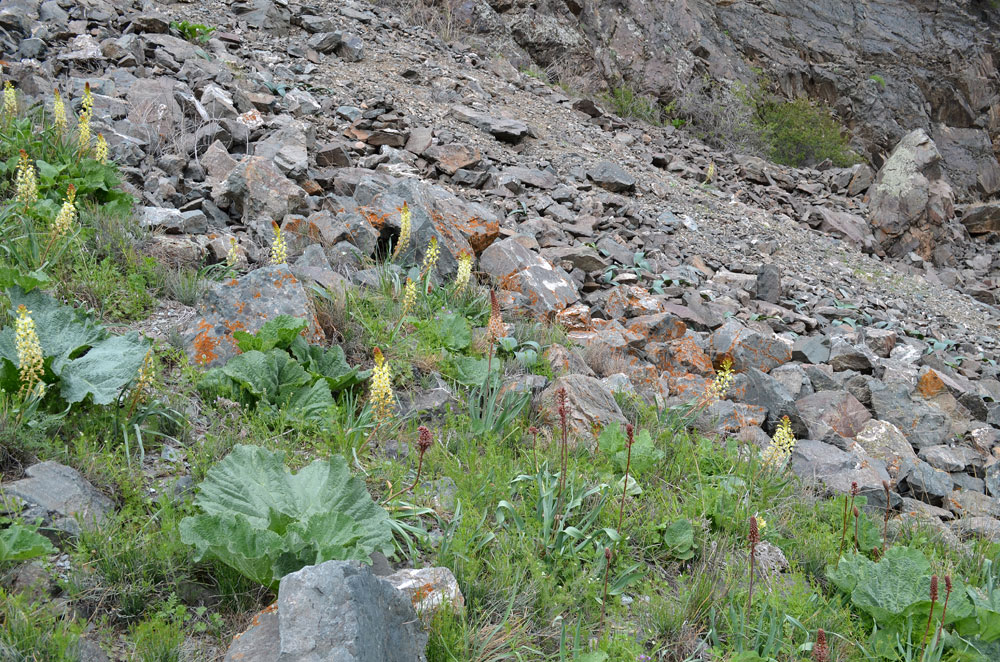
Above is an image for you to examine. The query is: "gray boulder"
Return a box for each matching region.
[223,560,426,662]
[1,462,113,538]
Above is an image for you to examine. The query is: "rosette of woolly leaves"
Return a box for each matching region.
[0,287,149,405]
[179,445,394,591]
[827,547,973,634]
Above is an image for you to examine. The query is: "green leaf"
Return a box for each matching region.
[0,268,49,293]
[179,445,394,589]
[233,315,308,352]
[59,332,150,404]
[446,355,497,387]
[661,519,696,561]
[293,343,370,392]
[613,429,663,476]
[216,349,312,406]
[282,380,336,421]
[0,522,57,562]
[958,586,1000,642]
[415,312,471,352]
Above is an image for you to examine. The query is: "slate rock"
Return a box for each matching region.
[213,156,307,236]
[1,462,113,533]
[223,560,427,662]
[828,338,876,374]
[869,381,951,450]
[707,319,791,374]
[536,375,626,446]
[796,390,871,441]
[791,335,830,364]
[945,490,1000,519]
[850,419,918,483]
[449,105,529,142]
[919,445,975,473]
[736,368,807,436]
[586,161,636,193]
[790,439,899,510]
[986,462,1000,499]
[183,265,324,367]
[950,516,1000,542]
[898,457,954,506]
[755,264,782,303]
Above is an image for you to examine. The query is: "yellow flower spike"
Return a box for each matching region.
[392,201,411,260]
[420,236,440,279]
[401,278,417,317]
[270,221,287,265]
[78,82,93,154]
[14,150,38,206]
[454,251,472,294]
[3,80,15,116]
[226,236,240,268]
[133,349,155,403]
[95,133,108,164]
[762,415,797,469]
[53,88,67,133]
[369,347,395,425]
[52,184,77,240]
[15,305,45,397]
[703,356,734,406]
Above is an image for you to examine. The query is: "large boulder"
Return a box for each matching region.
[223,561,427,662]
[536,375,627,447]
[183,266,324,367]
[867,129,958,262]
[0,462,113,538]
[213,156,308,236]
[481,237,580,316]
[791,439,899,510]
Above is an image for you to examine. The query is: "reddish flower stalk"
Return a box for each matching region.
[382,426,433,503]
[882,480,891,553]
[921,575,939,654]
[600,547,613,629]
[839,481,858,560]
[852,506,861,552]
[555,388,569,519]
[813,628,829,662]
[747,515,760,612]
[617,424,635,533]
[936,575,953,644]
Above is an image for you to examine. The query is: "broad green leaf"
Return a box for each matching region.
[0,268,49,293]
[2,287,106,375]
[293,343,370,392]
[415,312,471,352]
[958,586,1000,642]
[0,523,57,562]
[662,519,696,561]
[282,381,336,421]
[59,332,150,404]
[446,355,498,387]
[234,315,308,352]
[613,429,663,476]
[218,349,312,405]
[180,445,393,589]
[179,513,285,590]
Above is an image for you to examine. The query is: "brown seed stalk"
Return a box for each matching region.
[382,426,433,504]
[921,575,939,654]
[813,628,829,662]
[600,547,613,629]
[852,505,860,552]
[839,481,858,560]
[747,515,760,612]
[936,575,953,644]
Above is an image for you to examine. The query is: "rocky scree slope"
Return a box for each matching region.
[3,0,1000,593]
[422,0,1000,184]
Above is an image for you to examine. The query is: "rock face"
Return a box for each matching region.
[459,0,1000,166]
[183,265,324,367]
[867,129,958,262]
[223,561,427,662]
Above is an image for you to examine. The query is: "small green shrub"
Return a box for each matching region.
[600,86,663,125]
[756,96,861,167]
[131,614,184,662]
[169,20,216,44]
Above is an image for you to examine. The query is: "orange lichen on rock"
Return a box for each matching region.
[193,319,220,366]
[917,370,947,398]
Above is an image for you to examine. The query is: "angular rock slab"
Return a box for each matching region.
[183,265,324,368]
[1,462,113,533]
[536,375,626,447]
[791,439,899,510]
[708,319,791,374]
[223,561,427,662]
[213,156,307,236]
[481,237,579,316]
[384,566,465,616]
[849,419,918,483]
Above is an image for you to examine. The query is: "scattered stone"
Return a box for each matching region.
[1,462,113,536]
[384,567,465,616]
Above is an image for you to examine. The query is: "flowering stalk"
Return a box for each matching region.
[852,505,860,552]
[14,150,38,207]
[392,201,410,260]
[936,575,952,645]
[486,290,503,375]
[401,277,417,318]
[225,236,240,269]
[42,184,76,262]
[813,628,828,662]
[382,426,433,503]
[3,80,15,116]
[78,82,93,156]
[528,425,539,471]
[53,88,67,134]
[361,347,394,452]
[761,415,796,469]
[748,515,760,612]
[555,387,569,520]
[15,305,45,398]
[420,236,440,285]
[839,481,858,560]
[95,133,108,164]
[270,221,287,265]
[921,575,939,654]
[126,349,155,417]
[454,251,472,294]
